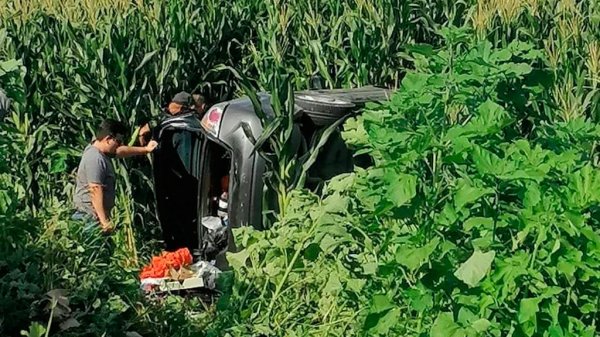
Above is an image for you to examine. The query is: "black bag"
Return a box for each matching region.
[199,217,229,261]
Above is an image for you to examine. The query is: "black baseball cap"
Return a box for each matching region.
[171,91,192,105]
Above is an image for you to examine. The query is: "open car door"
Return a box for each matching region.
[152,113,204,254]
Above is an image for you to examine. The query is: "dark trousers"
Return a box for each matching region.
[71,211,114,259]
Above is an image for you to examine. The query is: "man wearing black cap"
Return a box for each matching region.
[137,91,198,146]
[166,91,194,116]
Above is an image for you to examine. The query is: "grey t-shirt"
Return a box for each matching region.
[73,144,116,218]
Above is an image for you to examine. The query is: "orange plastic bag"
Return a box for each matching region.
[139,248,193,279]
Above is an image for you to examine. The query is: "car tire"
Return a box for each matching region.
[295,94,355,126]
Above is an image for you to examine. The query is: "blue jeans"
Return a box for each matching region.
[71,211,113,257]
[72,211,98,231]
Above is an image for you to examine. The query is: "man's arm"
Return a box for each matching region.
[116,140,158,158]
[88,183,112,231]
[137,123,151,146]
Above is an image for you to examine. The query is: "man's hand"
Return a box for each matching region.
[145,140,158,154]
[100,219,114,234]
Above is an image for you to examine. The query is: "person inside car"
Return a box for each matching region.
[137,91,203,147]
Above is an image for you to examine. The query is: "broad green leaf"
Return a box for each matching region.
[471,318,491,333]
[540,286,563,300]
[550,238,561,255]
[401,72,431,92]
[437,203,459,226]
[325,173,355,194]
[580,226,600,250]
[405,287,433,312]
[323,273,342,294]
[548,326,564,337]
[253,324,272,335]
[321,193,348,214]
[264,261,282,277]
[406,43,435,56]
[457,306,477,325]
[50,153,67,174]
[454,250,495,287]
[364,306,401,335]
[579,303,596,314]
[226,250,250,270]
[396,237,440,271]
[524,184,541,208]
[108,295,129,313]
[557,249,582,284]
[503,62,533,76]
[492,48,512,62]
[444,101,509,141]
[557,259,576,281]
[546,300,560,325]
[463,217,494,231]
[342,116,369,148]
[518,297,541,337]
[363,262,378,275]
[357,188,382,212]
[472,236,494,252]
[346,278,366,293]
[386,173,417,207]
[454,185,494,210]
[370,294,394,314]
[371,308,401,335]
[567,165,600,208]
[431,312,466,337]
[0,59,21,74]
[472,146,505,176]
[477,100,506,121]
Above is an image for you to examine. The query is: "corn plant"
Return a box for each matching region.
[470,0,600,122]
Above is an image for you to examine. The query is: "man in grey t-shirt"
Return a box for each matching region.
[73,119,157,233]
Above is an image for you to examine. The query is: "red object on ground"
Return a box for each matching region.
[140,248,193,279]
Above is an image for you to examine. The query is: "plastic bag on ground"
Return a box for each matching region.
[192,260,222,289]
[200,216,229,261]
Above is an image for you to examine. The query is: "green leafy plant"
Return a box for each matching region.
[219,27,600,337]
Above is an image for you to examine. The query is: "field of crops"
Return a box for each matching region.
[1,0,599,336]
